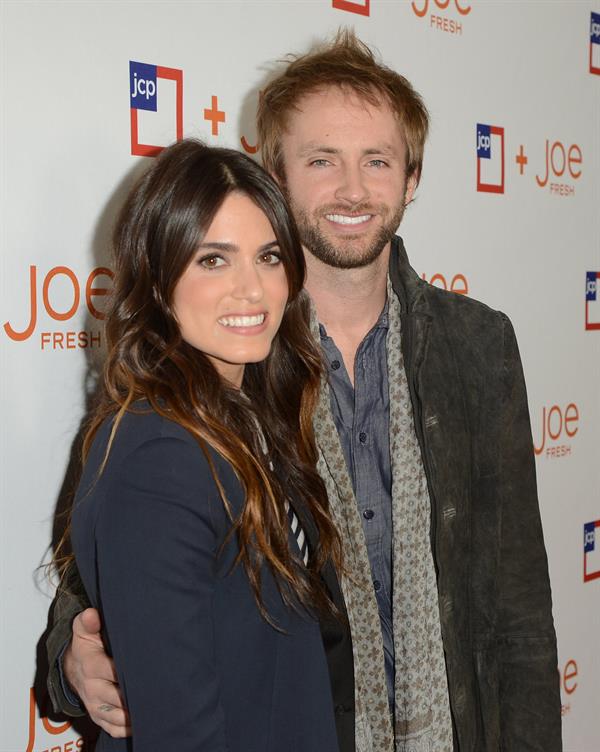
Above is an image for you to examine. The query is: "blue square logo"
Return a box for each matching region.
[584,522,596,553]
[591,12,600,44]
[586,272,597,301]
[477,124,491,159]
[130,61,157,112]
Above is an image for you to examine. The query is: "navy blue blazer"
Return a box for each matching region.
[71,409,353,752]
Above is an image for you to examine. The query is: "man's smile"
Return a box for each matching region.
[324,213,373,227]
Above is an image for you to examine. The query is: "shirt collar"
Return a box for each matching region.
[319,296,389,341]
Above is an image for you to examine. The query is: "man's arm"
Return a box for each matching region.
[46,560,131,737]
[497,314,562,751]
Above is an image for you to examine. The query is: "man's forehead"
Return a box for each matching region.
[281,87,405,152]
[290,84,392,117]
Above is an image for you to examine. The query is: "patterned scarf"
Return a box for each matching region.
[311,281,453,752]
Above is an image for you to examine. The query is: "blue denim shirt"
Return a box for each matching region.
[319,305,394,711]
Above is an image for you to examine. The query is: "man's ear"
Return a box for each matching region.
[270,165,285,189]
[405,171,418,206]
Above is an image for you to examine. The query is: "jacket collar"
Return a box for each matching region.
[388,235,429,315]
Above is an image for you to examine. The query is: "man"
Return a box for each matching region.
[47,31,562,751]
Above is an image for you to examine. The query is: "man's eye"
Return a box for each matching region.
[368,159,388,168]
[198,255,226,269]
[259,252,282,265]
[310,159,331,167]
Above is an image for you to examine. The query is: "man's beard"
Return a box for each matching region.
[290,199,407,270]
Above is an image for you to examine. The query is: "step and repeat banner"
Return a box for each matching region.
[1,1,599,750]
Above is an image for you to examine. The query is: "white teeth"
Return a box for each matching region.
[218,314,265,327]
[325,213,372,225]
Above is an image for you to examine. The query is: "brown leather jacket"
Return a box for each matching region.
[390,237,561,751]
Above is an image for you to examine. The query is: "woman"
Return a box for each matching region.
[60,140,354,751]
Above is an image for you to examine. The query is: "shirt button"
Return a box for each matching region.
[363,509,375,520]
[359,431,367,444]
[373,580,382,592]
[331,360,341,370]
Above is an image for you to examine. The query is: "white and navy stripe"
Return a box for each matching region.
[254,419,309,567]
[285,500,309,566]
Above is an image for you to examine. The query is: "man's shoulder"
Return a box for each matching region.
[391,236,508,337]
[420,281,517,370]
[421,277,506,328]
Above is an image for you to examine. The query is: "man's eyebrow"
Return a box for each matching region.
[297,144,340,157]
[297,143,400,157]
[196,240,279,253]
[363,144,399,156]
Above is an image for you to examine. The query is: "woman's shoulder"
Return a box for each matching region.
[85,403,234,488]
[88,405,192,461]
[114,403,197,444]
[76,404,241,524]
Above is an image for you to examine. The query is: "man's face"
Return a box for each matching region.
[279,86,416,270]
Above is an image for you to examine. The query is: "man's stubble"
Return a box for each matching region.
[284,192,409,271]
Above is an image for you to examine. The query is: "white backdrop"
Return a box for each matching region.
[1,2,599,750]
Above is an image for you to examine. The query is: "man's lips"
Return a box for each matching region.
[324,213,373,227]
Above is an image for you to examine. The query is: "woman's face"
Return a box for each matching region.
[173,191,289,387]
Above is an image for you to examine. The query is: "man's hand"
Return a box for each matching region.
[63,608,131,737]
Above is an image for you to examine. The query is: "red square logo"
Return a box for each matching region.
[584,520,600,582]
[476,124,505,194]
[130,63,183,157]
[590,12,600,74]
[332,0,370,16]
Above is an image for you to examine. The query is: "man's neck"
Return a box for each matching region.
[305,243,390,384]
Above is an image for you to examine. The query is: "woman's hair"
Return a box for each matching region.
[56,139,342,619]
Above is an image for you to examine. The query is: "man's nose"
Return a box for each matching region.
[334,164,369,205]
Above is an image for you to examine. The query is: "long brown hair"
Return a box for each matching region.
[57,140,342,618]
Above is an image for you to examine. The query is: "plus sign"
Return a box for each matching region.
[204,95,226,136]
[515,145,528,175]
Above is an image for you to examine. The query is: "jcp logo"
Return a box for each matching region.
[477,131,490,152]
[584,528,595,548]
[131,70,156,102]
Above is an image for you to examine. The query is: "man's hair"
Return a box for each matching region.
[257,28,429,183]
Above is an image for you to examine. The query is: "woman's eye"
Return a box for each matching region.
[198,255,226,269]
[259,252,281,265]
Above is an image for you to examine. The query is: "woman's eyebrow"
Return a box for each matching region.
[197,240,279,253]
[197,241,237,252]
[258,240,280,252]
